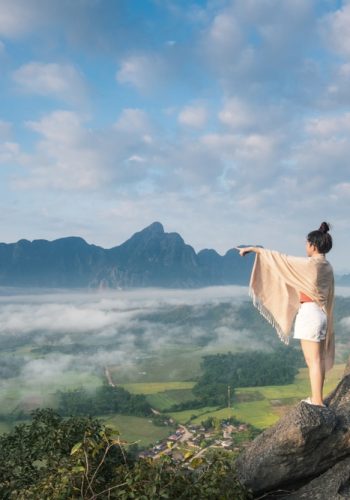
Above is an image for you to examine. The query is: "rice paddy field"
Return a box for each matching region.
[119,363,345,429]
[102,414,175,447]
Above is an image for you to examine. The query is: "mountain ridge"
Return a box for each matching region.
[0,221,254,288]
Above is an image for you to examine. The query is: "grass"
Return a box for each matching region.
[166,401,278,428]
[102,414,175,447]
[167,406,221,424]
[120,383,197,412]
[235,364,345,401]
[111,346,206,383]
[146,389,196,410]
[167,364,346,429]
[121,381,195,394]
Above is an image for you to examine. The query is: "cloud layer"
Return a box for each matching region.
[0,287,254,410]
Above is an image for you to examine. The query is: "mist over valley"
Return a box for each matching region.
[1,285,350,432]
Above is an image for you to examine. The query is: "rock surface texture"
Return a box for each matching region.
[235,361,350,499]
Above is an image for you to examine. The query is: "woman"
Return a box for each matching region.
[237,222,334,407]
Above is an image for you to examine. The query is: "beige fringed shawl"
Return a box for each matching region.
[249,249,335,371]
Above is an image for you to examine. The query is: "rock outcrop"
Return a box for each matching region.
[282,456,350,499]
[235,361,350,498]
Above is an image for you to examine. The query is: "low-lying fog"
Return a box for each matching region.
[1,285,349,415]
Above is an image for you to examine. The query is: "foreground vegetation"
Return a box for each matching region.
[0,409,250,500]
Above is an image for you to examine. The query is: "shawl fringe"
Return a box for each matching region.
[249,287,290,345]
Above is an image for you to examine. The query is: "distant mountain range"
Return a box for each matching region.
[0,222,255,288]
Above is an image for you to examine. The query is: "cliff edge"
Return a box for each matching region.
[235,358,350,499]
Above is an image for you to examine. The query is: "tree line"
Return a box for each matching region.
[193,347,301,405]
[56,385,152,417]
[167,347,301,409]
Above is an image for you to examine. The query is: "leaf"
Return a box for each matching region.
[70,442,83,455]
[72,466,85,473]
[189,457,204,469]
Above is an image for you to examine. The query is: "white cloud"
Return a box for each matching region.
[21,354,73,381]
[324,63,350,105]
[323,3,350,57]
[0,120,12,140]
[331,182,350,200]
[114,108,151,135]
[116,54,167,91]
[218,98,254,130]
[200,0,315,95]
[0,142,21,164]
[0,0,45,38]
[15,110,108,190]
[10,108,158,191]
[178,104,208,128]
[127,155,146,163]
[305,112,350,137]
[205,10,243,58]
[13,62,87,104]
[0,300,138,336]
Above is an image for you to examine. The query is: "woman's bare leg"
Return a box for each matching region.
[300,339,326,405]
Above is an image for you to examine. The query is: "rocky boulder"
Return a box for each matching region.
[235,362,350,498]
[281,456,350,499]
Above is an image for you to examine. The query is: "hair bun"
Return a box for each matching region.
[319,221,330,234]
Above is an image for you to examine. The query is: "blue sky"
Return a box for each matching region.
[1,0,350,271]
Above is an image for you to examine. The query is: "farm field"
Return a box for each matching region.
[102,414,175,447]
[145,389,196,410]
[138,364,346,429]
[1,364,343,445]
[110,347,206,384]
[235,363,345,401]
[120,382,196,411]
[121,381,195,394]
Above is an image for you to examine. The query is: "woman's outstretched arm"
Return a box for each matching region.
[236,246,262,257]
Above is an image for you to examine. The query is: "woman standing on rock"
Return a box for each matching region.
[237,222,334,407]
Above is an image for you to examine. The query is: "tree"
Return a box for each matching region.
[0,408,251,499]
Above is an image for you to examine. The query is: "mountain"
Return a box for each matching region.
[336,273,350,286]
[0,221,254,288]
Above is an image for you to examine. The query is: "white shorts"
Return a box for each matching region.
[293,302,327,342]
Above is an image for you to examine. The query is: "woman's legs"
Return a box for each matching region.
[300,339,326,405]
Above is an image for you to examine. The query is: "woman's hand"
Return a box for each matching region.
[235,246,260,256]
[235,246,252,256]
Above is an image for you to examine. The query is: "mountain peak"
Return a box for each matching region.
[141,221,164,234]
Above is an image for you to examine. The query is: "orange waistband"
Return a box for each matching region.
[300,292,313,303]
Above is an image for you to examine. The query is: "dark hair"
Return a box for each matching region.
[307,222,332,254]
